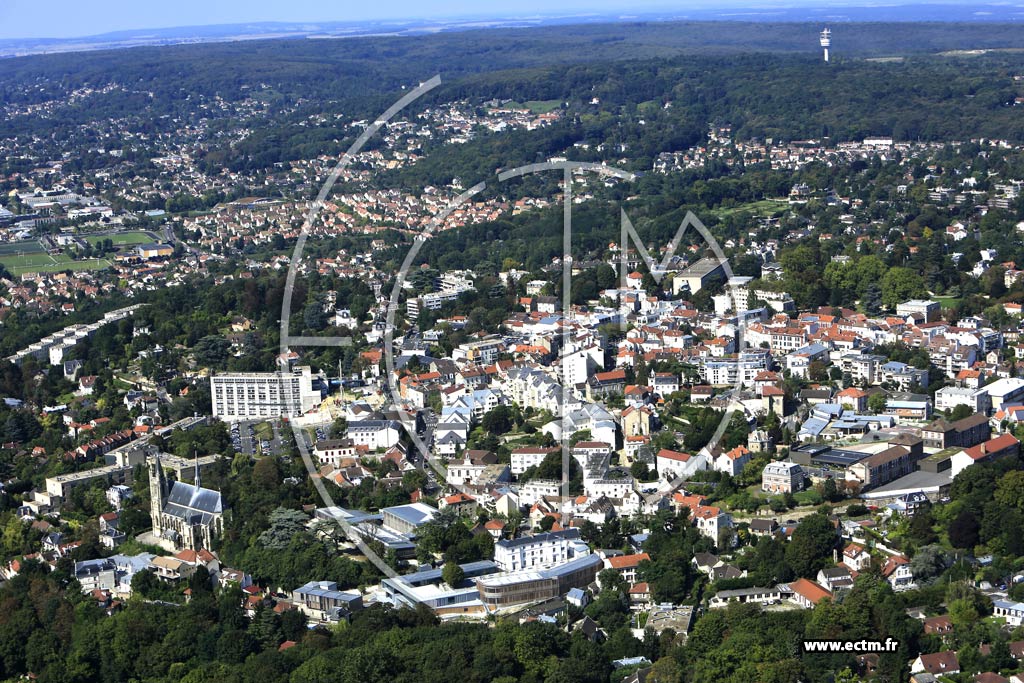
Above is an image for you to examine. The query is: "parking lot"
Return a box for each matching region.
[230,419,286,457]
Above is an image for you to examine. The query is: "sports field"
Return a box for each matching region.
[84,230,157,247]
[0,243,112,275]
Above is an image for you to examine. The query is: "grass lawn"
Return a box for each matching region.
[84,231,156,247]
[255,421,274,441]
[933,295,963,308]
[710,199,789,219]
[504,99,562,114]
[793,489,824,505]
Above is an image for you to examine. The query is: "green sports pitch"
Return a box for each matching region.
[84,230,158,247]
[0,251,111,275]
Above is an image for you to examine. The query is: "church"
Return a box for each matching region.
[149,454,228,550]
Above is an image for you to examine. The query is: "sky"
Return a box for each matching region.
[0,0,972,40]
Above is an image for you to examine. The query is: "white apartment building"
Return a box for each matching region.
[313,438,358,468]
[934,386,990,414]
[511,446,560,476]
[211,366,321,421]
[493,529,589,572]
[702,351,771,387]
[346,420,401,451]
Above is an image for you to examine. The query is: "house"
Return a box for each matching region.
[882,555,915,591]
[692,552,723,575]
[347,420,401,451]
[484,520,505,540]
[566,587,589,608]
[749,518,779,537]
[788,578,832,608]
[762,461,805,494]
[993,599,1024,627]
[709,585,786,608]
[950,434,1020,478]
[656,449,705,481]
[922,615,953,636]
[78,375,98,396]
[603,553,651,586]
[911,651,960,676]
[842,543,872,571]
[439,492,478,516]
[628,582,651,607]
[313,439,358,467]
[714,445,752,477]
[817,565,855,592]
[837,387,868,412]
[291,581,363,622]
[890,491,929,517]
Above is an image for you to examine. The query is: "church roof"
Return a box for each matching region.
[163,481,225,526]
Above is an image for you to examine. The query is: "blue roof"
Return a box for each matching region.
[814,403,845,417]
[799,417,829,436]
[295,581,360,602]
[403,560,498,586]
[382,503,438,527]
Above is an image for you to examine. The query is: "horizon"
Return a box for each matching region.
[0,0,1002,42]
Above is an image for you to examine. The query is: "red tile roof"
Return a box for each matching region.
[789,578,832,605]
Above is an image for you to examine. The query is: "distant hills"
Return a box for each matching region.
[1,4,1023,59]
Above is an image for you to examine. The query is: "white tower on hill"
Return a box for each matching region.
[820,28,831,63]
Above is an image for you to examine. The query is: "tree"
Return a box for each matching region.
[442,561,465,587]
[867,392,888,414]
[949,404,974,421]
[863,282,883,316]
[880,267,926,309]
[480,405,513,436]
[647,656,683,683]
[303,300,327,331]
[257,508,309,549]
[252,457,280,491]
[785,512,838,577]
[994,470,1024,511]
[192,335,231,369]
[949,509,980,549]
[909,545,947,585]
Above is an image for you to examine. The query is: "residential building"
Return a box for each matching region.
[762,461,805,494]
[211,366,321,420]
[788,578,832,608]
[313,438,358,467]
[921,414,990,450]
[950,434,1020,478]
[493,529,589,572]
[292,581,363,622]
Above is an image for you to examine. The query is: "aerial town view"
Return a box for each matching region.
[5,1,1024,682]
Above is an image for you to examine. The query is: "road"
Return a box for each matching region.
[163,224,198,254]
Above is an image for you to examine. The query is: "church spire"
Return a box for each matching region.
[194,448,200,489]
[149,452,168,536]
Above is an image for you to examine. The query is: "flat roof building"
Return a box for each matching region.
[211,366,321,421]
